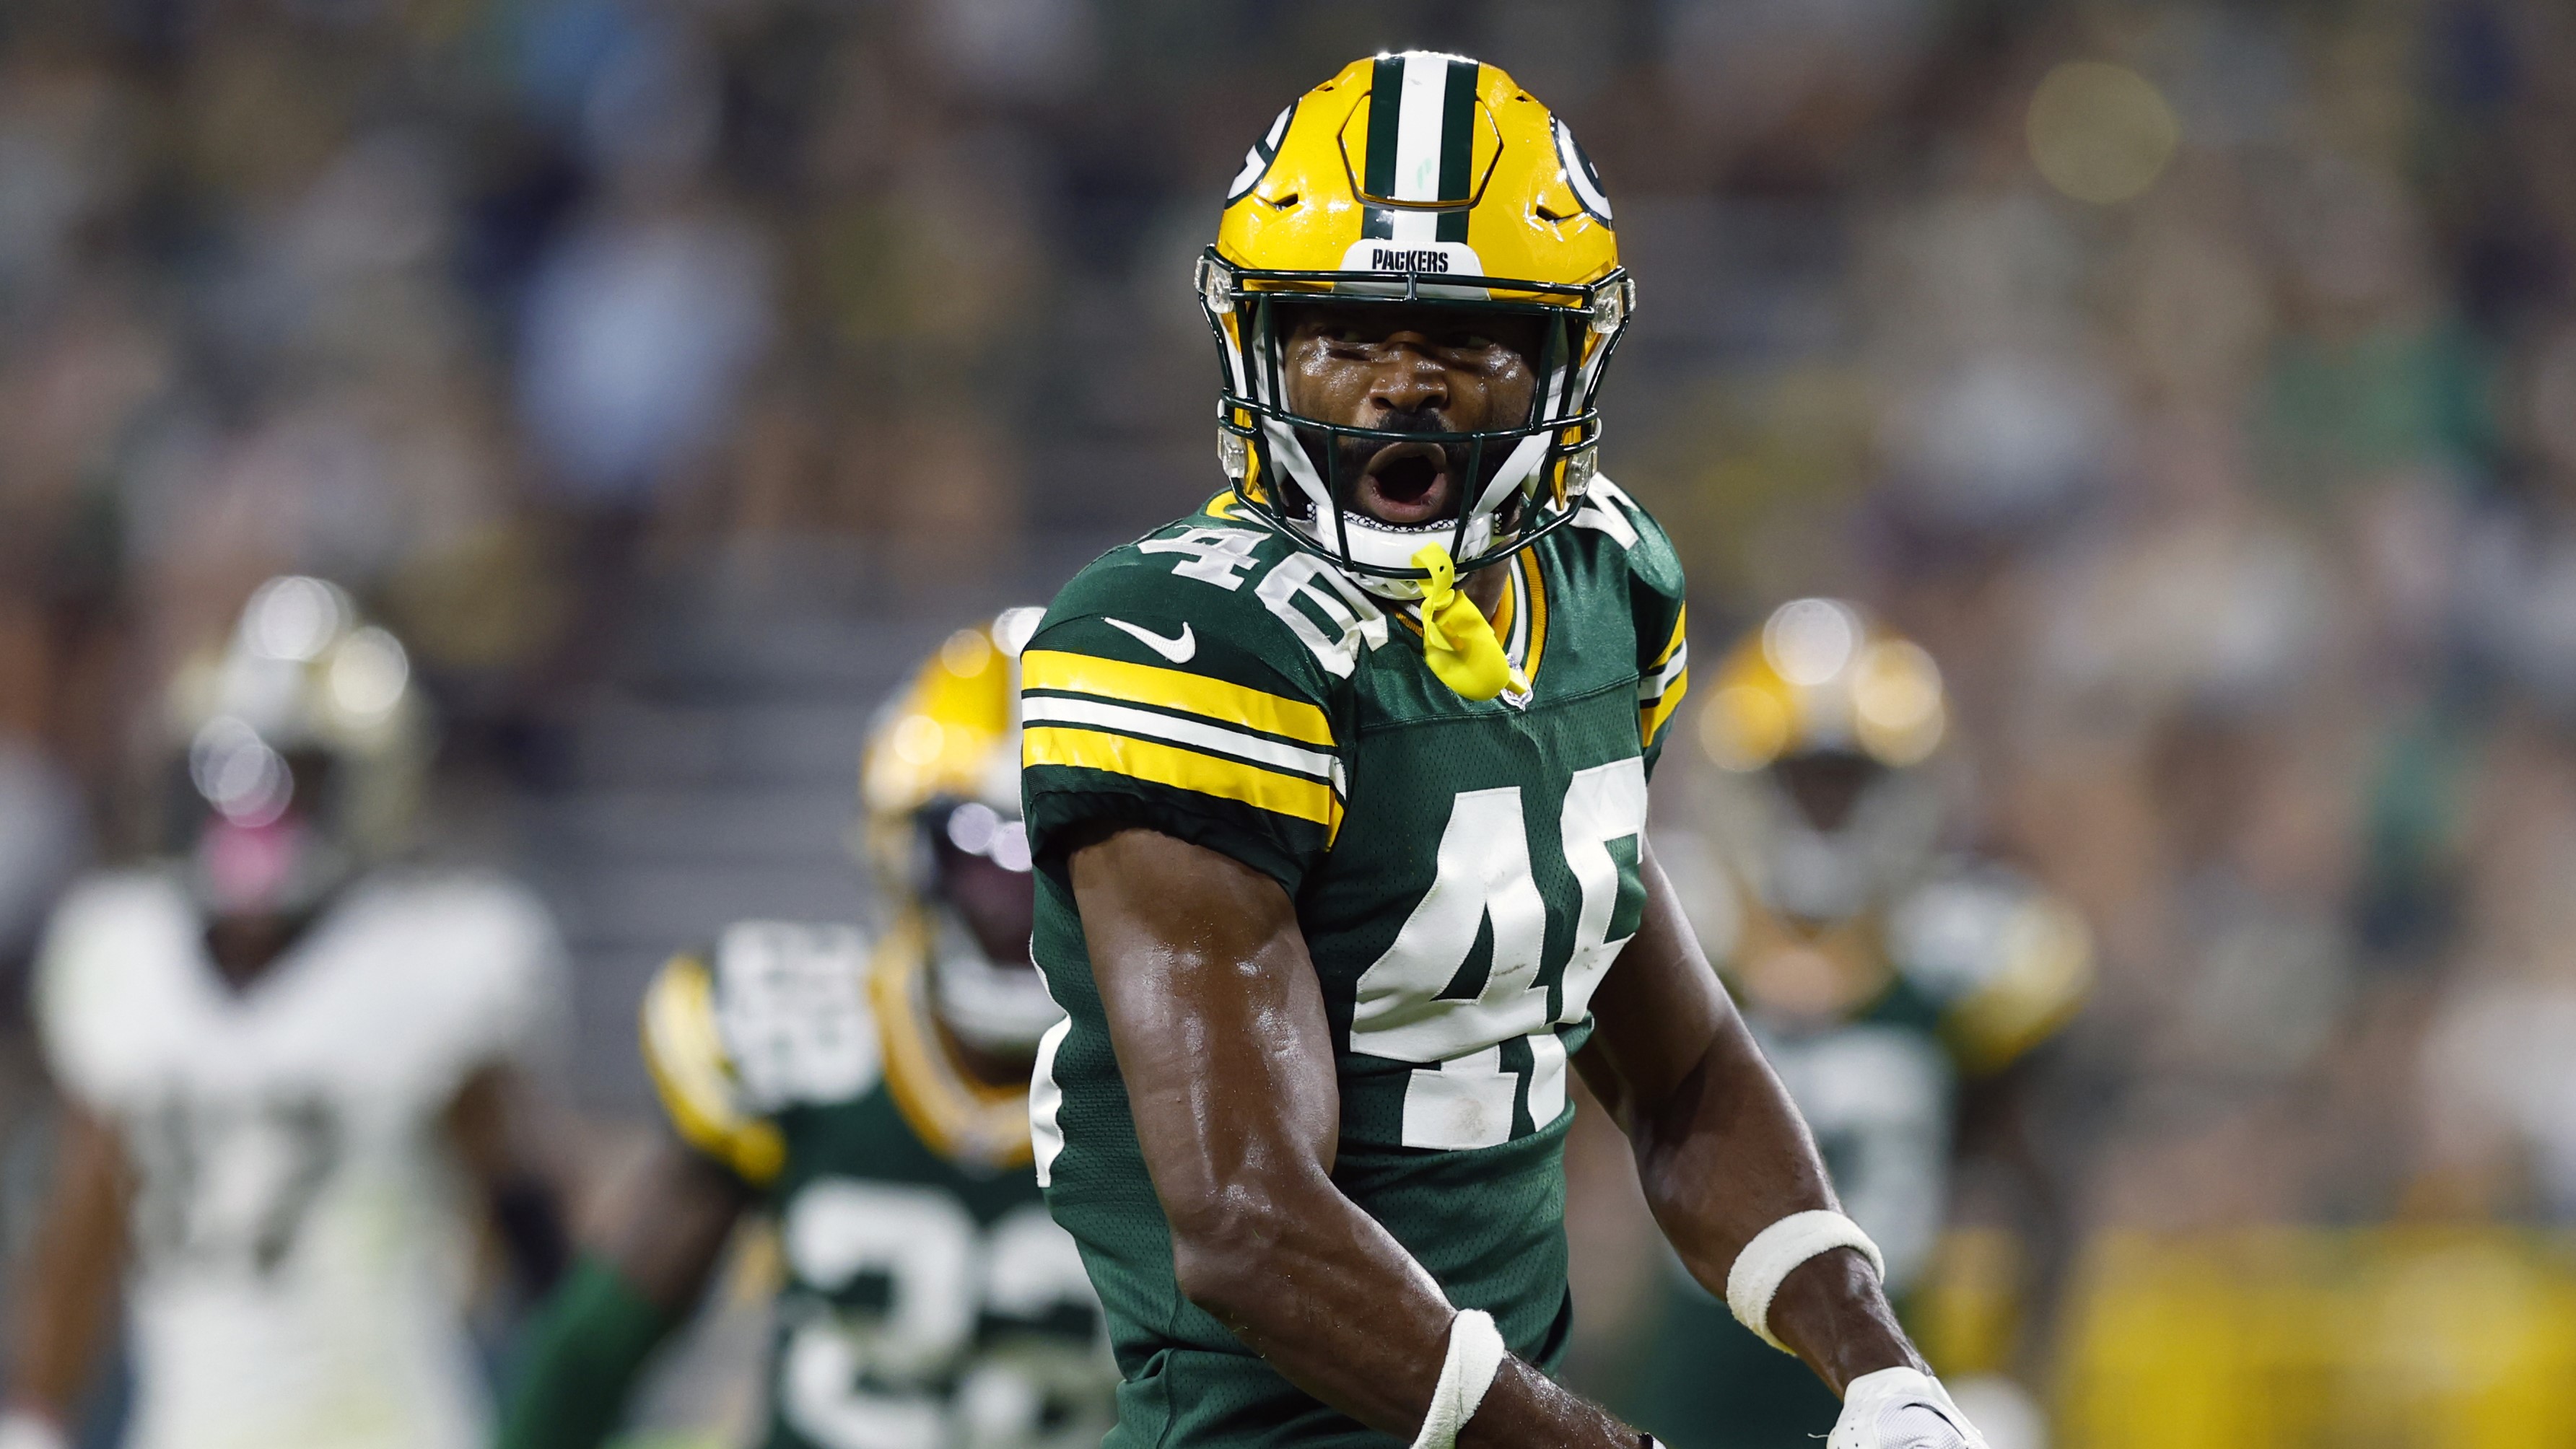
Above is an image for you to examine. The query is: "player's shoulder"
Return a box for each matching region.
[1885,859,2092,1074]
[1556,476,1684,595]
[338,868,563,973]
[39,866,192,963]
[1058,494,1298,597]
[34,867,197,1102]
[328,867,566,1020]
[641,919,883,1186]
[1036,494,1390,691]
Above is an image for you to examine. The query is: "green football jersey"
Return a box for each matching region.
[1020,483,1690,1449]
[640,916,1116,1449]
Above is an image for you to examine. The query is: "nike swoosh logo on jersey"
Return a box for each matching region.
[1104,618,1197,663]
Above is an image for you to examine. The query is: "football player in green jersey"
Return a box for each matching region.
[1618,600,2092,1449]
[1017,53,1994,1449]
[495,613,1117,1449]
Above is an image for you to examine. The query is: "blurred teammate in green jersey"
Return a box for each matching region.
[497,612,1117,1449]
[1622,598,2091,1449]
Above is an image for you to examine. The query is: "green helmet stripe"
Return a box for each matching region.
[1363,53,1405,239]
[1436,56,1479,242]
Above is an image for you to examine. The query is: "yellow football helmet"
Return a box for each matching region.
[1200,51,1635,587]
[1699,598,1947,774]
[1693,598,1948,928]
[856,606,1057,1055]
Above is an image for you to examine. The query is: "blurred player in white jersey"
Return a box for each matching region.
[1,576,572,1449]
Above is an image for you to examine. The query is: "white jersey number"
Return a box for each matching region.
[1350,758,1649,1150]
[780,1180,1111,1449]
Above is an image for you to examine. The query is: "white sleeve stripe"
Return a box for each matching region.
[1029,1013,1071,1188]
[1571,498,1641,549]
[1021,695,1341,779]
[1640,642,1688,698]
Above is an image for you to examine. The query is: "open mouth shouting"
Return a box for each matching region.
[1352,440,1457,527]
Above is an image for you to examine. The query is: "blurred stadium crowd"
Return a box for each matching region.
[10,0,2576,1444]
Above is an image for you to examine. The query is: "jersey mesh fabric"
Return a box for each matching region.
[1024,484,1688,1448]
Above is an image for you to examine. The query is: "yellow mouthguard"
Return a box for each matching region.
[1413,543,1529,702]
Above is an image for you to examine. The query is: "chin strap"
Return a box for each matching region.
[1413,543,1528,701]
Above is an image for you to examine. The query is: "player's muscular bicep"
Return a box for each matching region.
[1067,828,1340,1201]
[1070,828,1641,1448]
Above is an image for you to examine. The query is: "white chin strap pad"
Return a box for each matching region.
[1725,1209,1886,1352]
[1410,1308,1507,1449]
[1828,1367,1988,1449]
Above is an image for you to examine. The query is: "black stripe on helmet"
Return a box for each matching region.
[1365,55,1403,200]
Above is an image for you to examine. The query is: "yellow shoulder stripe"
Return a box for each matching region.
[1653,605,1688,669]
[1022,649,1332,746]
[1025,725,1340,837]
[639,955,785,1186]
[1641,667,1689,747]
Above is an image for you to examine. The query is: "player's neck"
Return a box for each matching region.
[930,1011,1038,1093]
[202,910,318,991]
[1459,557,1508,623]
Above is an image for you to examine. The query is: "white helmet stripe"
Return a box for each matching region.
[1474,432,1553,515]
[1394,55,1452,198]
[1260,416,1344,554]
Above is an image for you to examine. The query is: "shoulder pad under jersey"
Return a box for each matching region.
[1576,478,1690,761]
[1886,862,2092,1075]
[32,869,196,1108]
[640,919,881,1186]
[1023,506,1366,891]
[341,870,570,1087]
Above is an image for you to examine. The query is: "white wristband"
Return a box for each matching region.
[1411,1308,1507,1449]
[1725,1209,1885,1353]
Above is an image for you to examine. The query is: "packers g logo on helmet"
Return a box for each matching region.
[1198,51,1636,590]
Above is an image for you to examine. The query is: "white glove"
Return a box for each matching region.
[1828,1367,1990,1449]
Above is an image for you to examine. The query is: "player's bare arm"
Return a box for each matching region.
[1068,826,1632,1449]
[586,1137,753,1315]
[1576,844,1919,1394]
[492,1063,757,1449]
[444,1063,577,1299]
[2,1103,128,1440]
